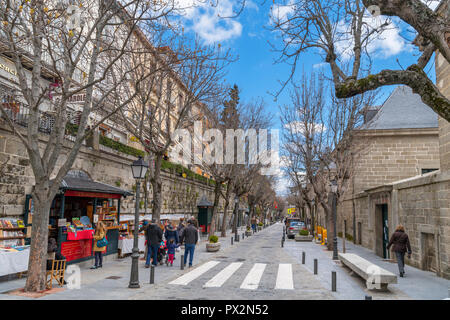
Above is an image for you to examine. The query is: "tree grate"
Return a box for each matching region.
[105,276,122,280]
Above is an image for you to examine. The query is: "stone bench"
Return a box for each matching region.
[339,253,397,291]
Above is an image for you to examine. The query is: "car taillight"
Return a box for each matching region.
[289,227,294,230]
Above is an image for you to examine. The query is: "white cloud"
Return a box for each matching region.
[335,15,412,60]
[269,0,295,24]
[175,0,244,44]
[284,121,326,135]
[313,62,327,69]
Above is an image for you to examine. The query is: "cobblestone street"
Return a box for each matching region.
[1,223,448,300]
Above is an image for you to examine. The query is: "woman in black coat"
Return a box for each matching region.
[387,225,412,277]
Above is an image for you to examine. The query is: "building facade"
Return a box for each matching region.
[337,52,450,279]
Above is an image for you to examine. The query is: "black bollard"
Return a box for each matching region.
[314,259,318,275]
[242,233,245,239]
[231,237,234,245]
[281,238,284,247]
[332,271,337,292]
[365,295,372,300]
[302,251,305,264]
[181,255,184,270]
[150,265,155,284]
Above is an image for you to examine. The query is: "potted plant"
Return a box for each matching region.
[295,228,314,242]
[206,235,221,252]
[245,226,252,237]
[258,222,263,231]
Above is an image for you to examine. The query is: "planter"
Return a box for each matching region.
[295,235,314,242]
[206,242,221,252]
[245,231,252,237]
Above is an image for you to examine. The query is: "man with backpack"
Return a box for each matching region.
[179,219,198,268]
[142,219,162,268]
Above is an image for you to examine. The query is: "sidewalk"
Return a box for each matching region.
[0,225,251,300]
[283,230,450,300]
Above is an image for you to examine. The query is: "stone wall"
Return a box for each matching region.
[351,130,440,195]
[436,52,450,171]
[394,172,450,279]
[0,124,233,223]
[337,172,450,280]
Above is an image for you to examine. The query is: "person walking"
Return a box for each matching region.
[251,216,257,233]
[142,219,163,268]
[91,221,107,269]
[180,219,198,268]
[165,222,179,244]
[167,238,179,266]
[177,218,185,236]
[387,225,412,277]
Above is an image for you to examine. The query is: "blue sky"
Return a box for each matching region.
[177,1,437,131]
[176,0,439,195]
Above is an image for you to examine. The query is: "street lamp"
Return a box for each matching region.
[330,179,338,260]
[233,196,239,242]
[129,156,148,289]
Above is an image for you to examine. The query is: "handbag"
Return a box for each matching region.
[97,237,108,248]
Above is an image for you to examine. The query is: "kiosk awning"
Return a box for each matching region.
[60,170,132,198]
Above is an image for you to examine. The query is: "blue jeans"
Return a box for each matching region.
[146,244,159,266]
[395,251,405,274]
[184,244,195,266]
[94,251,103,267]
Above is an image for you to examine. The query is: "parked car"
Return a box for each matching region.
[285,218,301,233]
[286,221,306,239]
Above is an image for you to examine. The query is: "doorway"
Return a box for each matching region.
[375,204,389,258]
[421,233,437,273]
[358,222,362,245]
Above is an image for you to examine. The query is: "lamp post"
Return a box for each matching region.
[330,179,338,260]
[233,196,239,242]
[129,156,148,288]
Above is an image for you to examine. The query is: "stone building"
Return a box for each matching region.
[337,50,450,279]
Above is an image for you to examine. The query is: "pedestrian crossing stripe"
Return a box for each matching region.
[170,261,294,290]
[169,261,220,285]
[275,264,294,290]
[240,263,266,290]
[203,262,243,288]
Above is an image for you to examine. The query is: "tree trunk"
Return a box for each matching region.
[24,190,53,292]
[144,175,149,215]
[208,182,222,238]
[232,198,239,236]
[220,182,233,237]
[326,194,336,252]
[248,204,254,228]
[151,154,163,224]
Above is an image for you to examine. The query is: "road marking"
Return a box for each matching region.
[203,262,243,288]
[275,264,294,290]
[240,263,266,290]
[169,261,220,285]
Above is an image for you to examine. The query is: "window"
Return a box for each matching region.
[421,168,438,175]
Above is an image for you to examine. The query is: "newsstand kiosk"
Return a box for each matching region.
[23,170,131,264]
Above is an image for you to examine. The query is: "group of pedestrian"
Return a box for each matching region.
[140,216,199,268]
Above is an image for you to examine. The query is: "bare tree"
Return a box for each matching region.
[270,0,450,121]
[0,0,183,292]
[248,174,276,227]
[281,72,375,250]
[118,33,233,224]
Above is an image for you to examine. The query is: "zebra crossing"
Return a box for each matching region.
[169,261,296,290]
